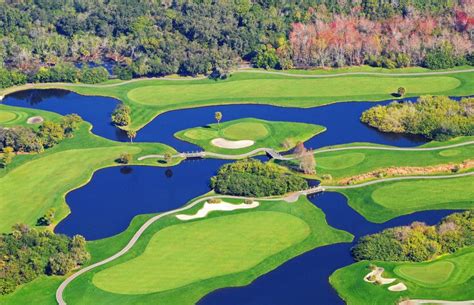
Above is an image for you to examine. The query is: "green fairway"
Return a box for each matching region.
[128,77,460,106]
[0,119,179,232]
[279,137,474,184]
[317,152,366,170]
[330,247,474,305]
[335,175,474,223]
[0,109,18,123]
[62,197,352,305]
[93,211,310,294]
[5,69,472,130]
[175,118,325,154]
[0,276,63,305]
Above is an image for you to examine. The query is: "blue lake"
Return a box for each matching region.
[1,89,461,305]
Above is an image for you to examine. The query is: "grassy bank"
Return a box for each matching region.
[335,174,474,223]
[61,196,352,305]
[0,110,179,232]
[330,246,474,305]
[175,118,325,155]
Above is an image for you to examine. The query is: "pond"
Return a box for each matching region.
[1,89,460,304]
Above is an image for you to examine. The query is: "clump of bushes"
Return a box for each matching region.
[0,224,90,295]
[210,159,308,197]
[0,114,82,153]
[117,153,132,164]
[351,211,473,262]
[361,96,474,140]
[111,104,131,127]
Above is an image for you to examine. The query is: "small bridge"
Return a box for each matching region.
[300,186,325,196]
[178,151,206,158]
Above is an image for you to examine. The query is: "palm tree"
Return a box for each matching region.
[127,130,137,143]
[215,111,222,131]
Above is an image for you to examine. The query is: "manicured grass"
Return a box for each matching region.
[63,196,352,305]
[336,175,474,223]
[278,137,474,183]
[93,211,310,294]
[330,247,474,305]
[0,104,59,127]
[394,261,455,286]
[175,118,325,155]
[0,276,63,305]
[127,77,460,106]
[5,69,472,130]
[0,119,179,232]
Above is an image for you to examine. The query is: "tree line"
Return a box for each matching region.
[351,210,473,262]
[360,96,474,140]
[0,1,472,87]
[0,224,90,295]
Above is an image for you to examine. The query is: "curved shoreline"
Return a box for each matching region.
[55,170,474,304]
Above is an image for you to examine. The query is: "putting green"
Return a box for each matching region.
[317,153,366,170]
[127,77,461,106]
[92,211,310,294]
[0,110,22,124]
[395,261,455,286]
[439,149,461,157]
[370,176,474,209]
[222,122,269,140]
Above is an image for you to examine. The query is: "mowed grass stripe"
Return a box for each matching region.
[92,211,310,294]
[127,77,460,106]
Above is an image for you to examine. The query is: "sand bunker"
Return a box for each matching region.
[176,200,259,221]
[211,138,254,149]
[364,267,397,285]
[389,282,407,292]
[27,116,44,124]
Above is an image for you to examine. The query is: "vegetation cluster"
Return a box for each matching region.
[211,159,308,197]
[351,210,473,262]
[0,224,89,295]
[0,114,82,153]
[0,1,472,87]
[361,96,474,140]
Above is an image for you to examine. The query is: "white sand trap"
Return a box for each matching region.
[364,267,397,285]
[388,282,407,292]
[176,200,259,221]
[211,138,254,149]
[27,116,44,124]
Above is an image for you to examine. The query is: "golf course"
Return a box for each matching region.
[0,67,472,305]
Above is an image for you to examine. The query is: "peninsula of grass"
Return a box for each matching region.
[334,174,474,223]
[0,113,179,232]
[276,137,474,185]
[175,118,325,155]
[3,68,473,130]
[60,196,352,305]
[329,247,474,305]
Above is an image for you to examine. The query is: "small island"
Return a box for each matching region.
[174,118,325,154]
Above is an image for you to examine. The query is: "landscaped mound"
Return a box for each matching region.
[361,96,474,140]
[351,211,473,262]
[175,118,324,154]
[211,159,308,197]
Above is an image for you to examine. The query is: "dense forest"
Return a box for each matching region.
[351,210,473,262]
[211,158,308,196]
[0,0,473,87]
[360,96,474,140]
[0,224,89,294]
